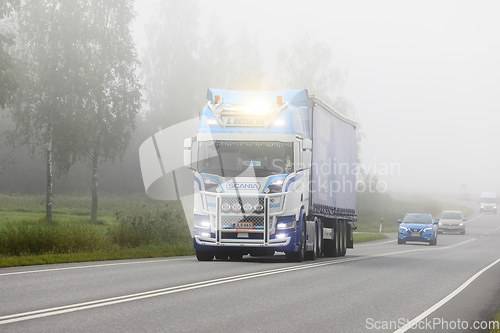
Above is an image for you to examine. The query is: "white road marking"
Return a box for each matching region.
[393,256,500,333]
[356,240,395,247]
[464,213,482,224]
[0,238,479,325]
[0,257,194,277]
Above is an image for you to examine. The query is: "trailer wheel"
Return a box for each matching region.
[340,220,347,257]
[196,250,214,261]
[335,219,341,257]
[316,218,323,257]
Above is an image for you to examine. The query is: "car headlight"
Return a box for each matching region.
[459,223,463,226]
[423,227,432,232]
[268,178,284,193]
[481,205,484,208]
[438,222,442,226]
[399,226,409,232]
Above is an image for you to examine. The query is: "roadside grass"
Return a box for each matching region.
[490,309,500,333]
[353,233,387,243]
[0,194,192,268]
[0,243,195,268]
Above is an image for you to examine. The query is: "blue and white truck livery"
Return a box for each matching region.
[183,89,357,261]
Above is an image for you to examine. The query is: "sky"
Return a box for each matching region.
[133,0,500,198]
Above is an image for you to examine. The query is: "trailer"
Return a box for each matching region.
[183,89,357,261]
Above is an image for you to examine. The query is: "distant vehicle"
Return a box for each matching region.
[479,192,498,214]
[437,210,466,234]
[398,213,438,245]
[459,192,471,201]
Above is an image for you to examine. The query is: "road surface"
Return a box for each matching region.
[1,209,499,332]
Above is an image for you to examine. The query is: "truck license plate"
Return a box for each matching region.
[232,222,253,229]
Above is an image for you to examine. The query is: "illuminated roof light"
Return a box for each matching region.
[277,95,282,104]
[214,95,220,103]
[223,103,274,115]
[206,117,219,126]
[273,118,286,127]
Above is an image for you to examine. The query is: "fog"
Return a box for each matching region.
[133,0,500,199]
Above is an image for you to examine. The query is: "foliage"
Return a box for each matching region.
[143,0,203,130]
[108,202,191,247]
[0,195,193,267]
[0,243,194,268]
[0,221,107,256]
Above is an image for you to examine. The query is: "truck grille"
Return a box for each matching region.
[221,216,264,229]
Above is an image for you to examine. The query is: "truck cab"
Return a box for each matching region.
[184,89,312,261]
[184,89,356,262]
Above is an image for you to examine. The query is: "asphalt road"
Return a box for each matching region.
[1,208,499,333]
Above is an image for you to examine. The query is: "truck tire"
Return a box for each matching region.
[335,219,341,257]
[286,215,306,262]
[215,253,228,260]
[316,218,323,257]
[229,252,244,260]
[340,220,347,257]
[196,250,214,261]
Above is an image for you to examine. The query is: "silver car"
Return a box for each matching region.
[437,210,466,234]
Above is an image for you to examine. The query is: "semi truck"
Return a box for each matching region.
[183,89,357,261]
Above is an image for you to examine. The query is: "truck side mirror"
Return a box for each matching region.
[301,138,312,170]
[184,138,193,169]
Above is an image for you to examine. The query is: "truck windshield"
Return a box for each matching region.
[197,141,293,177]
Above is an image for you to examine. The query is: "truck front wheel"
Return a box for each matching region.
[286,215,306,262]
[196,250,214,261]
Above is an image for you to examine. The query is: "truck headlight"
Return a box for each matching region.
[268,178,284,193]
[194,214,211,229]
[276,216,295,229]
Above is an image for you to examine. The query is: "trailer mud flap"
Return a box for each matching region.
[347,224,353,248]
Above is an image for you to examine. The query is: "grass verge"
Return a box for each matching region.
[490,308,500,333]
[0,243,195,268]
[353,233,388,243]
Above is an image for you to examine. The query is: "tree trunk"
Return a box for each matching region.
[46,125,53,222]
[91,150,99,223]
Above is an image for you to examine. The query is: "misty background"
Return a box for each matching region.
[1,0,499,199]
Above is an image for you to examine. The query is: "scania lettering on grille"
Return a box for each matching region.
[226,182,261,190]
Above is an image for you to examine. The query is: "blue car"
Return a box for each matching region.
[398,213,438,245]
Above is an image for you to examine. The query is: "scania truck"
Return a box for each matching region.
[183,89,357,262]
